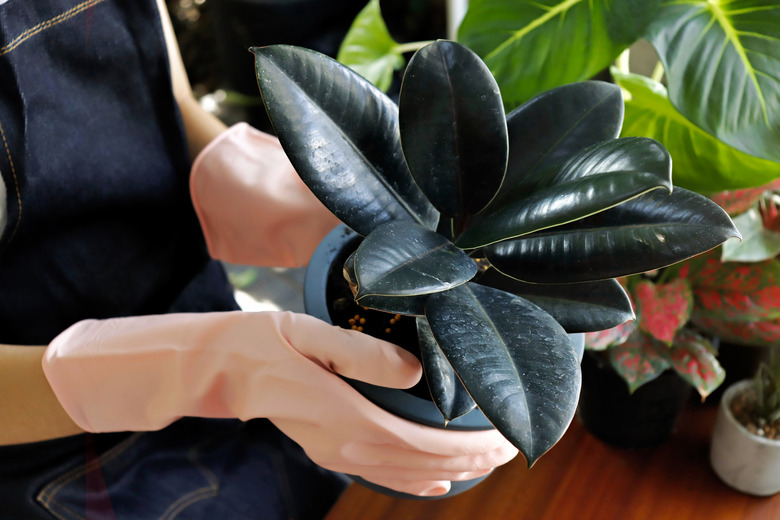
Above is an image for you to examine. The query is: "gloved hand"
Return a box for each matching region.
[43,311,518,497]
[190,123,340,268]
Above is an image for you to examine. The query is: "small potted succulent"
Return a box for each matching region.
[250,39,738,494]
[711,347,780,496]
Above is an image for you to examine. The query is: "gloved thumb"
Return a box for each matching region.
[275,312,422,389]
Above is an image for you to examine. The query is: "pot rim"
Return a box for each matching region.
[721,379,780,446]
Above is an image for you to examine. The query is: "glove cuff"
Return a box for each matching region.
[190,123,339,267]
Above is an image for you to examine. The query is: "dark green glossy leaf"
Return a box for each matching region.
[336,0,405,92]
[342,248,427,315]
[456,138,673,248]
[487,82,624,208]
[252,45,438,237]
[645,1,780,163]
[417,317,477,423]
[476,269,634,333]
[354,221,478,302]
[486,188,741,283]
[457,0,660,110]
[614,69,780,193]
[425,283,580,465]
[399,41,508,219]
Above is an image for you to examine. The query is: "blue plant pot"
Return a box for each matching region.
[303,224,584,499]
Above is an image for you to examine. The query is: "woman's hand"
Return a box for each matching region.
[43,311,517,496]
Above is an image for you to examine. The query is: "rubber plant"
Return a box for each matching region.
[251,40,738,466]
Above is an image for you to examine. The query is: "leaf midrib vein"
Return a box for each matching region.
[485,0,584,62]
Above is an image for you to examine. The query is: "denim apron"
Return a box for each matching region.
[0,1,346,518]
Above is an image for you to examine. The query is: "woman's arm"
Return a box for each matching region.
[0,345,83,446]
[0,3,235,448]
[156,0,227,160]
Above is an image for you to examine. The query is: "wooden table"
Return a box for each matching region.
[325,404,780,519]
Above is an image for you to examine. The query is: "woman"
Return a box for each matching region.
[0,1,517,518]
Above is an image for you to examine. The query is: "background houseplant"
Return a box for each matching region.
[711,347,780,495]
[250,37,738,475]
[333,0,780,416]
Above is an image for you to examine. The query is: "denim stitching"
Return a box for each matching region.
[36,433,144,519]
[158,441,221,519]
[0,0,106,57]
[0,119,21,245]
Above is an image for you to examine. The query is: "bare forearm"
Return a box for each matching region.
[0,345,83,446]
[156,0,227,160]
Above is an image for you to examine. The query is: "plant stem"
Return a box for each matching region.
[394,41,435,55]
[616,48,631,75]
[651,61,665,83]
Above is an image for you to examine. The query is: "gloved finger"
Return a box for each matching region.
[340,441,519,473]
[375,419,518,458]
[358,476,452,497]
[333,465,492,483]
[277,312,422,389]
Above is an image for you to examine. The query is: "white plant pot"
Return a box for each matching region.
[710,380,780,496]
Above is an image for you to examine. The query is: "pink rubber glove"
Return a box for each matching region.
[43,311,518,496]
[190,123,340,268]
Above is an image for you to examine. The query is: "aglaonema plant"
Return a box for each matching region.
[251,40,739,465]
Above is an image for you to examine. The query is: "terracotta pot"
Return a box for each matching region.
[710,380,780,496]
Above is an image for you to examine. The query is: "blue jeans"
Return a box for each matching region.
[0,419,348,520]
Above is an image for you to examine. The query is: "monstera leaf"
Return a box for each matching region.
[336,0,405,91]
[645,1,780,164]
[425,283,580,466]
[614,69,780,193]
[252,45,438,237]
[457,0,660,110]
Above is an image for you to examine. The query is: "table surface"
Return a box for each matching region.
[325,404,780,520]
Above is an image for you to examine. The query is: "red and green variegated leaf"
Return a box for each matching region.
[634,279,693,345]
[691,315,780,348]
[683,254,780,323]
[608,331,670,394]
[584,320,637,351]
[678,250,780,296]
[693,285,780,323]
[666,330,724,400]
[709,179,780,216]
